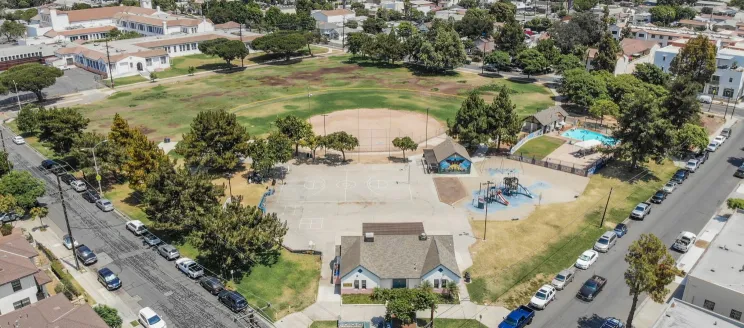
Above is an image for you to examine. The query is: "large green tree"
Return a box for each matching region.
[69,131,123,181]
[275,115,313,155]
[516,49,549,78]
[347,32,374,58]
[448,91,488,147]
[589,99,620,127]
[554,54,584,74]
[613,89,675,168]
[675,123,708,153]
[495,18,524,56]
[592,33,620,73]
[649,6,676,25]
[0,64,63,101]
[572,0,598,11]
[15,105,38,134]
[558,68,607,108]
[549,12,603,54]
[0,171,45,212]
[535,39,560,65]
[324,131,359,162]
[392,136,418,158]
[247,132,293,174]
[662,76,702,128]
[484,50,511,72]
[670,35,717,85]
[0,152,12,177]
[0,20,25,42]
[456,8,495,40]
[176,109,250,173]
[633,63,670,86]
[625,234,679,328]
[489,1,516,22]
[122,127,166,192]
[487,86,521,149]
[94,305,122,328]
[430,25,466,70]
[251,32,307,61]
[36,107,89,154]
[198,38,248,65]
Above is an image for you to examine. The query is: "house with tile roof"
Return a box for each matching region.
[0,294,108,328]
[585,38,659,75]
[335,223,461,294]
[0,230,52,315]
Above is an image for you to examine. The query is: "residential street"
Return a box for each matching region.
[0,125,270,328]
[531,121,744,328]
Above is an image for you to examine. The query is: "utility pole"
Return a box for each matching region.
[424,107,429,148]
[12,80,21,112]
[322,114,329,156]
[240,23,245,67]
[599,187,613,228]
[342,16,346,50]
[57,174,80,270]
[483,180,493,241]
[481,32,487,74]
[226,172,234,200]
[105,39,114,88]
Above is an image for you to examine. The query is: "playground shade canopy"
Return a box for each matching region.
[575,140,602,149]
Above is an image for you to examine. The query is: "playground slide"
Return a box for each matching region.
[496,191,510,205]
[518,183,534,198]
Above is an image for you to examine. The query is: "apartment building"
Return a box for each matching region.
[0,231,52,315]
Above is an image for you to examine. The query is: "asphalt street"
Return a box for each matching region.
[1,126,270,328]
[527,123,744,328]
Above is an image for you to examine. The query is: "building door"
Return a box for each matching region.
[392,279,407,289]
[137,62,143,71]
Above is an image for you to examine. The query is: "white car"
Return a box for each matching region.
[126,220,147,235]
[12,136,24,145]
[663,181,677,194]
[706,142,719,152]
[575,250,599,269]
[714,135,727,145]
[70,180,87,192]
[138,307,166,328]
[672,231,697,253]
[685,159,700,173]
[62,234,79,250]
[529,284,556,309]
[175,258,204,279]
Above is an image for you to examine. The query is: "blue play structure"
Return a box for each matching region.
[475,176,533,208]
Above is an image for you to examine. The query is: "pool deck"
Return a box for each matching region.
[539,129,606,168]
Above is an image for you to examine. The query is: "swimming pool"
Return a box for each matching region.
[561,128,617,145]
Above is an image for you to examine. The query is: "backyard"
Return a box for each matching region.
[511,136,565,160]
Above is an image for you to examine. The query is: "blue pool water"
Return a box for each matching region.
[561,128,617,145]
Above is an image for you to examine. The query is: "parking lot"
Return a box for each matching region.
[0,68,102,108]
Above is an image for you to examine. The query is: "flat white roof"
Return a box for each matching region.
[719,47,744,57]
[657,45,681,54]
[652,299,744,328]
[688,211,744,295]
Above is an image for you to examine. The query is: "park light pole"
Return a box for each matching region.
[225,172,234,201]
[82,139,108,194]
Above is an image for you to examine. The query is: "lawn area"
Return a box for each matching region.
[415,319,488,328]
[104,75,147,87]
[77,55,554,141]
[310,321,337,328]
[466,160,679,308]
[512,136,565,160]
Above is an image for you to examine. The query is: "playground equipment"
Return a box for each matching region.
[503,177,534,198]
[475,177,534,208]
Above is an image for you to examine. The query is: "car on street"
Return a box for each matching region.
[575,250,599,269]
[685,159,700,173]
[735,164,744,178]
[126,220,147,235]
[695,150,709,164]
[651,190,667,204]
[551,267,576,290]
[576,275,607,302]
[529,285,556,310]
[138,307,166,328]
[175,258,204,279]
[714,135,727,145]
[613,223,628,238]
[12,136,24,145]
[499,305,534,328]
[672,231,697,253]
[673,169,689,184]
[142,231,161,247]
[663,181,677,194]
[62,234,79,249]
[0,212,19,223]
[630,202,652,220]
[157,244,180,260]
[39,159,59,172]
[97,267,122,290]
[721,127,732,138]
[59,173,76,185]
[697,95,712,103]
[96,199,114,212]
[706,142,719,152]
[593,231,618,252]
[75,245,97,265]
[601,317,625,328]
[82,189,101,203]
[217,290,249,313]
[70,180,87,192]
[200,276,225,295]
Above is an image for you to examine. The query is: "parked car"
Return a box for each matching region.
[12,136,24,145]
[70,180,87,192]
[593,231,618,252]
[576,275,607,302]
[62,234,79,250]
[59,173,76,185]
[39,159,59,172]
[601,317,625,328]
[529,285,556,310]
[706,142,719,152]
[672,231,697,253]
[673,169,689,184]
[630,202,652,220]
[157,244,180,260]
[575,250,599,269]
[651,190,667,204]
[126,220,147,235]
[175,258,204,279]
[75,245,97,265]
[218,290,249,313]
[0,212,19,223]
[498,305,534,328]
[138,307,166,328]
[97,267,122,290]
[685,159,700,173]
[663,181,677,194]
[142,231,161,247]
[96,199,114,212]
[551,267,576,290]
[721,127,732,138]
[714,135,727,145]
[82,189,101,203]
[200,276,225,295]
[695,150,709,164]
[697,95,712,103]
[736,164,744,178]
[613,223,628,238]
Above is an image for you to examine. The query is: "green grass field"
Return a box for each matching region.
[513,136,565,160]
[104,75,148,87]
[310,321,337,328]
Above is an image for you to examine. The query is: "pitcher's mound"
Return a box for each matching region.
[307,108,444,153]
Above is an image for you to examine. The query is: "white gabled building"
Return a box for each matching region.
[311,9,355,24]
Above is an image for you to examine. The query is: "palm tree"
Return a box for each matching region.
[445,281,460,301]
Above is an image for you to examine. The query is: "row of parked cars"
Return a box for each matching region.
[39,159,114,211]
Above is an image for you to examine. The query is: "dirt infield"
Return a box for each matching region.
[307,108,446,152]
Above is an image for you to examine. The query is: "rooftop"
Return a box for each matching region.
[429,138,471,163]
[316,9,354,16]
[688,211,744,294]
[652,298,744,328]
[0,44,56,57]
[0,232,51,286]
[679,19,708,26]
[0,294,108,328]
[43,6,157,23]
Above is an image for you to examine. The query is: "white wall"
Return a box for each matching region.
[421,265,460,288]
[312,11,356,24]
[0,275,41,315]
[683,274,744,323]
[653,48,676,72]
[340,266,380,292]
[111,55,170,78]
[162,42,202,57]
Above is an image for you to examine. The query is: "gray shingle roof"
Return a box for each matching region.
[431,138,471,163]
[340,234,460,279]
[528,106,568,126]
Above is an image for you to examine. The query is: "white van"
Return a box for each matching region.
[126,220,147,235]
[697,95,712,104]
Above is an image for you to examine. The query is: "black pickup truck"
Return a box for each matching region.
[576,275,607,302]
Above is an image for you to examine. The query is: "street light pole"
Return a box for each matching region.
[86,139,108,194]
[483,180,493,241]
[425,107,429,148]
[12,80,21,112]
[322,114,329,156]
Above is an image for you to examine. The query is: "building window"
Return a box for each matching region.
[638,33,645,38]
[711,75,720,84]
[612,30,617,35]
[433,279,440,288]
[730,77,734,83]
[361,280,367,289]
[353,280,359,289]
[731,309,742,321]
[160,56,166,64]
[192,43,197,49]
[11,279,22,292]
[146,58,152,66]
[724,88,734,97]
[662,56,666,62]
[13,298,31,310]
[392,279,407,289]
[708,86,719,95]
[703,300,716,311]
[186,44,190,51]
[651,34,655,38]
[442,279,448,288]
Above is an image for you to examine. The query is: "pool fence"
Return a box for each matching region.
[506,153,613,177]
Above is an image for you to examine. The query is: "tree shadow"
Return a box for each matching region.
[593,160,661,184]
[576,313,607,328]
[726,156,743,168]
[261,57,303,66]
[506,76,539,84]
[387,156,409,163]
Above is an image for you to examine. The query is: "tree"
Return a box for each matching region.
[625,234,679,328]
[0,171,45,212]
[487,86,521,149]
[29,206,48,231]
[247,132,293,174]
[149,72,158,82]
[347,32,374,57]
[0,64,63,101]
[495,19,524,56]
[675,6,697,20]
[605,74,645,103]
[122,128,166,192]
[448,91,488,147]
[670,35,717,85]
[592,33,620,73]
[458,0,479,8]
[649,6,676,25]
[324,131,359,162]
[633,63,670,86]
[675,123,708,153]
[535,39,560,64]
[0,194,21,217]
[275,115,313,155]
[430,25,467,71]
[362,17,386,34]
[16,105,38,134]
[70,2,91,9]
[554,54,583,74]
[558,68,607,108]
[392,136,418,159]
[572,0,598,11]
[456,8,495,40]
[613,89,675,168]
[198,38,247,65]
[188,66,196,76]
[94,305,123,328]
[300,133,324,159]
[68,132,121,180]
[484,50,511,72]
[0,152,11,177]
[589,99,620,126]
[176,109,250,173]
[0,20,25,42]
[375,29,405,64]
[549,12,603,54]
[524,17,552,32]
[36,107,89,154]
[251,32,307,61]
[345,20,359,29]
[701,6,714,13]
[489,1,516,22]
[516,49,549,78]
[662,76,702,128]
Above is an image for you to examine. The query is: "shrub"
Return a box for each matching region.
[0,224,12,236]
[727,198,744,210]
[94,305,123,328]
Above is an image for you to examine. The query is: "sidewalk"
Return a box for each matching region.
[16,219,141,325]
